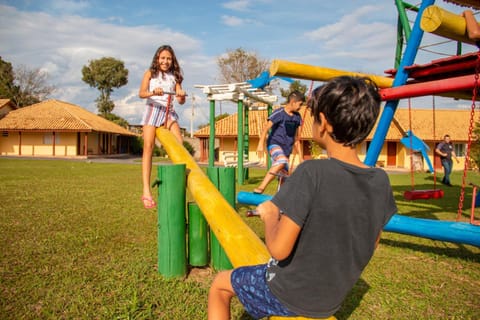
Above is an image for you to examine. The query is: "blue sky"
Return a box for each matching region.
[0,0,478,131]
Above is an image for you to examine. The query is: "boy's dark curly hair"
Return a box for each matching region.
[308,76,381,147]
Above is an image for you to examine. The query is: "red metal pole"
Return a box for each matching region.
[379,74,480,101]
[471,186,476,225]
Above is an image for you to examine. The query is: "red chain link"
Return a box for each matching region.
[432,96,437,189]
[408,98,415,190]
[457,51,479,221]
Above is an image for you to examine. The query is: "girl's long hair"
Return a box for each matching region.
[150,45,183,84]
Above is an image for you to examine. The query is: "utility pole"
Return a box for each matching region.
[190,95,195,138]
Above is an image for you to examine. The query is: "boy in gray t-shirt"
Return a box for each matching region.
[208,76,397,319]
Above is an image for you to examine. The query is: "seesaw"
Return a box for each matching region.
[237,191,480,248]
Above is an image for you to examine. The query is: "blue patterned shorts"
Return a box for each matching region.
[268,144,289,172]
[231,264,296,319]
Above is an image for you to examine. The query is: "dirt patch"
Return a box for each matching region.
[186,266,215,286]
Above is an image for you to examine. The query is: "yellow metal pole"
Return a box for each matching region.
[420,5,475,44]
[269,59,394,88]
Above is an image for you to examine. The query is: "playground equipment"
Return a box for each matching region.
[269,59,394,88]
[246,70,294,89]
[237,192,480,247]
[420,5,477,44]
[155,1,479,318]
[194,82,277,184]
[266,0,480,246]
[155,127,269,268]
[401,96,443,200]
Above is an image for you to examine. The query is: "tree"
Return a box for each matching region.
[103,113,129,129]
[0,57,18,100]
[82,57,128,116]
[470,121,480,170]
[0,56,55,107]
[217,48,269,84]
[279,80,308,103]
[13,65,55,107]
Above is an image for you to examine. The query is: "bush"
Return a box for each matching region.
[131,136,194,157]
[183,140,195,156]
[131,136,163,156]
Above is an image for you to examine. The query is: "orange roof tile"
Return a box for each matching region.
[443,0,480,10]
[194,106,474,142]
[0,99,136,136]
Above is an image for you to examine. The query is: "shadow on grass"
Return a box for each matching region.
[392,181,473,220]
[234,279,370,320]
[380,238,480,262]
[336,278,370,320]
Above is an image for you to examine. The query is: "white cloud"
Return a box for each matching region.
[221,15,246,27]
[222,0,251,11]
[0,4,210,128]
[301,5,396,74]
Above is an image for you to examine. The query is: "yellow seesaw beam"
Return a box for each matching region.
[420,5,476,45]
[155,127,269,267]
[155,127,336,320]
[269,59,394,88]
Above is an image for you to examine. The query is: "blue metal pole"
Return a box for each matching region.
[364,0,435,167]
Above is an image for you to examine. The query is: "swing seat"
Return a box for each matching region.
[403,189,444,200]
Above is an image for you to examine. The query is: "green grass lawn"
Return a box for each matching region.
[0,158,479,319]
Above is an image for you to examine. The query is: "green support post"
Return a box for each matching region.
[209,99,216,167]
[188,202,208,267]
[243,105,250,181]
[395,0,412,40]
[207,167,234,270]
[157,164,187,278]
[267,104,273,170]
[237,99,245,184]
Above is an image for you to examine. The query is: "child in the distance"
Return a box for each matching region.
[138,45,186,209]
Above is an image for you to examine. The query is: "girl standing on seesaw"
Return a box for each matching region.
[138,45,186,209]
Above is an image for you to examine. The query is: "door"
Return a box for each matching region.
[387,142,397,166]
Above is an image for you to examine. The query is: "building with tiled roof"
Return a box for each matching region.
[194,106,474,171]
[0,99,137,157]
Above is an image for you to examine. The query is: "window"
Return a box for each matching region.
[43,133,60,145]
[455,144,466,157]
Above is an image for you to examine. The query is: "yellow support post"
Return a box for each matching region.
[420,5,475,44]
[269,59,394,88]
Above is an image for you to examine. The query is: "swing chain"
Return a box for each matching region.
[457,51,480,221]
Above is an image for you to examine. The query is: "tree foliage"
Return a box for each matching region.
[0,56,55,107]
[0,57,17,100]
[82,57,128,115]
[103,112,130,129]
[470,121,480,170]
[217,48,269,84]
[279,80,308,103]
